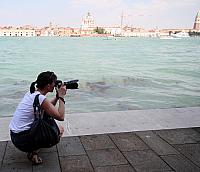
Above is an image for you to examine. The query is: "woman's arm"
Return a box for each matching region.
[41,85,67,121]
[50,97,58,106]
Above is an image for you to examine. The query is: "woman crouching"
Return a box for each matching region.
[9,71,66,165]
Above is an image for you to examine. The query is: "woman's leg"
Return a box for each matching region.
[28,125,64,165]
[59,125,64,137]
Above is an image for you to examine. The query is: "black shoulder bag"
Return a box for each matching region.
[30,94,60,149]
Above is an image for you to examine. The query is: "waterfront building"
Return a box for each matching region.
[57,27,73,37]
[40,22,56,36]
[103,26,121,36]
[20,25,35,30]
[81,12,96,35]
[0,27,35,37]
[193,10,200,31]
[122,27,160,37]
[103,26,160,37]
[39,27,52,36]
[70,28,81,37]
[35,29,41,36]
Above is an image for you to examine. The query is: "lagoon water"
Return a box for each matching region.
[0,37,200,117]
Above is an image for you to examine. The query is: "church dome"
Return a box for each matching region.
[81,12,95,30]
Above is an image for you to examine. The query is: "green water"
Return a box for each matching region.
[0,37,200,117]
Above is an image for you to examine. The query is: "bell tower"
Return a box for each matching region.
[193,10,200,30]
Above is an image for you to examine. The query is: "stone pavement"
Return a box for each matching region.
[1,127,200,172]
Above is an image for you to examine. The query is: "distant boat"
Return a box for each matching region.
[70,34,80,37]
[171,32,190,38]
[159,36,176,40]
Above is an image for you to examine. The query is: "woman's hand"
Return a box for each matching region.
[43,84,67,121]
[56,84,67,98]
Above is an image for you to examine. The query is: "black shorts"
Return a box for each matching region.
[10,129,39,152]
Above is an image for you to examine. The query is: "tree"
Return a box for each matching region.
[94,27,106,34]
[189,31,200,37]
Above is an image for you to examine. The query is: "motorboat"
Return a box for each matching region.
[171,32,190,38]
[159,36,176,39]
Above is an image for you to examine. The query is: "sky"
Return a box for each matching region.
[0,0,199,29]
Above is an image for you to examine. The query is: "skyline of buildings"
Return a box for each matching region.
[1,9,200,30]
[0,10,200,38]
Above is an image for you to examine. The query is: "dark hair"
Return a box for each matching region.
[30,71,57,93]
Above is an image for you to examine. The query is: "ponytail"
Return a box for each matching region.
[30,71,57,93]
[30,81,36,94]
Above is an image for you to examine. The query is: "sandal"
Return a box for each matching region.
[27,152,43,165]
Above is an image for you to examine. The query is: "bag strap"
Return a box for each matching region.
[33,94,42,119]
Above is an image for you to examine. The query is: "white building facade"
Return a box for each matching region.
[81,12,96,31]
[0,28,36,37]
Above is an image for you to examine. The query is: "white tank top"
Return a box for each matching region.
[9,91,46,133]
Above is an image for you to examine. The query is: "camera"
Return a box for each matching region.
[55,79,79,89]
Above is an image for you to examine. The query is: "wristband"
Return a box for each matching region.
[59,97,65,104]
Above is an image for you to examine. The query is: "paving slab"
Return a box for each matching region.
[95,164,136,172]
[136,130,180,155]
[80,134,116,150]
[1,127,200,172]
[87,148,128,167]
[59,155,94,172]
[0,141,7,167]
[109,132,149,151]
[175,143,200,168]
[123,150,172,172]
[155,128,200,144]
[57,136,86,157]
[1,162,32,172]
[32,152,61,172]
[193,127,200,134]
[3,141,30,165]
[161,154,200,172]
[40,146,57,153]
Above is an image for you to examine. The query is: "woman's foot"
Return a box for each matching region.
[27,152,43,165]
